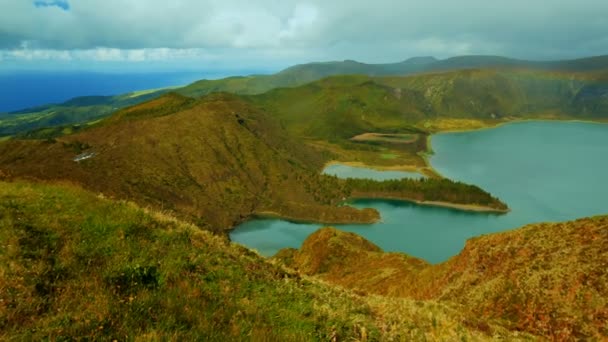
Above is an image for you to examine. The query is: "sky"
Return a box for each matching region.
[1,0,608,73]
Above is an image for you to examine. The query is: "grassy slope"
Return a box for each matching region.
[0,93,379,231]
[242,69,608,169]
[277,218,608,340]
[253,69,608,141]
[0,91,512,230]
[0,181,528,341]
[0,89,170,138]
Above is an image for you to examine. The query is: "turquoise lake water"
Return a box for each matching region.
[322,164,426,180]
[231,121,608,263]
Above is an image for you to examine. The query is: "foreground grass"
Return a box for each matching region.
[0,181,518,340]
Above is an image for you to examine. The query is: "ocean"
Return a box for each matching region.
[0,71,249,113]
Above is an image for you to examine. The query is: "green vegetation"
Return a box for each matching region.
[0,87,506,228]
[252,69,608,141]
[176,58,437,98]
[380,153,398,159]
[278,218,608,340]
[345,177,508,211]
[101,92,196,124]
[5,55,608,140]
[351,133,419,144]
[178,54,608,99]
[1,55,607,340]
[235,69,606,169]
[0,181,527,340]
[0,94,380,231]
[0,89,169,138]
[0,181,376,340]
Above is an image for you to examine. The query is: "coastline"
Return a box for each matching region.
[430,117,608,135]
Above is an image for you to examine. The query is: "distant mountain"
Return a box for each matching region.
[178,54,608,98]
[249,69,608,143]
[0,89,171,137]
[2,54,607,138]
[430,54,608,72]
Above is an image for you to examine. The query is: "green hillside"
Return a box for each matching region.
[3,55,607,139]
[3,67,608,187]
[0,89,170,137]
[2,180,527,340]
[277,216,608,340]
[224,69,603,169]
[0,93,384,231]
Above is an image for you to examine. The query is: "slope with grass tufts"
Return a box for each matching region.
[0,93,379,231]
[0,91,511,230]
[277,217,608,340]
[0,180,531,340]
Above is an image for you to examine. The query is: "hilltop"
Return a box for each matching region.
[276,217,608,340]
[0,93,381,231]
[180,54,608,98]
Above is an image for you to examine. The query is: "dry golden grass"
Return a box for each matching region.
[278,218,608,340]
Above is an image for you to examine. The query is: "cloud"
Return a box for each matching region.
[33,0,69,11]
[0,48,213,62]
[1,0,608,70]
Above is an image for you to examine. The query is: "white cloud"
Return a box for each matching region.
[0,0,607,69]
[279,3,319,41]
[0,47,215,63]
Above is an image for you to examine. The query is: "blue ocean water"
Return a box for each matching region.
[0,71,235,112]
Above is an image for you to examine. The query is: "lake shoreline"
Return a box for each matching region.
[233,120,608,263]
[350,195,510,214]
[323,160,425,173]
[431,117,608,135]
[252,210,381,225]
[322,119,608,179]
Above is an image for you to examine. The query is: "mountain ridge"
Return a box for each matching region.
[3,54,607,138]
